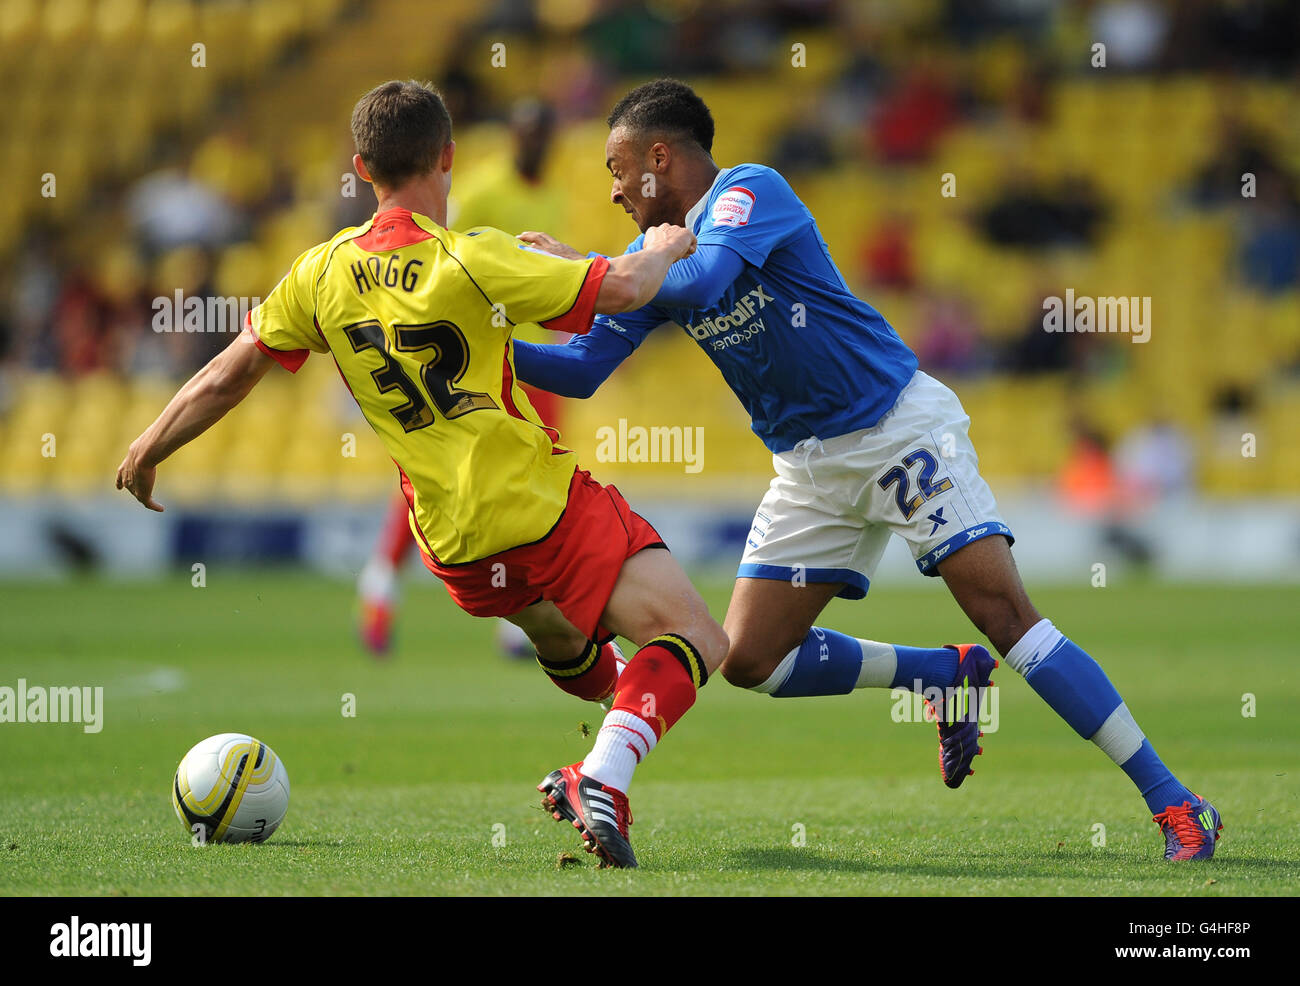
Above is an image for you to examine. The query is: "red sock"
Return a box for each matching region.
[537,640,620,702]
[378,495,416,567]
[610,634,708,740]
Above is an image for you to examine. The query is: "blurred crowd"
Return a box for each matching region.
[1,0,1297,497]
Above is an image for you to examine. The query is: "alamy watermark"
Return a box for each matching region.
[891,680,999,733]
[0,679,103,733]
[594,418,704,474]
[50,916,150,966]
[1042,290,1150,343]
[152,291,260,333]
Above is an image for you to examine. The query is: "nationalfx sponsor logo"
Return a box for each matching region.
[712,185,755,227]
[595,418,704,474]
[50,916,151,966]
[1042,290,1151,343]
[0,679,103,733]
[686,285,774,340]
[152,291,260,333]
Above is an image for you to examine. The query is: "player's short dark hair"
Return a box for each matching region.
[351,80,452,188]
[607,79,714,154]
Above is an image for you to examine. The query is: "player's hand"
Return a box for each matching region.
[517,231,584,261]
[116,445,164,512]
[643,223,696,260]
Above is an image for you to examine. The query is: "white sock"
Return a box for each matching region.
[750,647,799,694]
[1090,702,1146,766]
[854,639,898,688]
[582,709,657,793]
[1004,618,1064,676]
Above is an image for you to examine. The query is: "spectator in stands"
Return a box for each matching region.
[1115,417,1196,503]
[1208,383,1260,463]
[1186,114,1287,209]
[1089,0,1168,71]
[1238,173,1300,293]
[869,61,960,163]
[1058,413,1153,566]
[979,171,1107,248]
[50,269,114,377]
[127,165,239,257]
[6,227,62,371]
[914,291,990,377]
[1058,416,1118,517]
[859,210,915,290]
[1001,284,1090,376]
[1160,0,1300,75]
[768,113,837,179]
[582,0,676,75]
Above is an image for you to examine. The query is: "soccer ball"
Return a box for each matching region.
[172,732,290,844]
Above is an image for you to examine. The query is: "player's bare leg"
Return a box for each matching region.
[539,547,728,868]
[938,535,1221,859]
[505,600,624,704]
[934,535,1039,655]
[719,577,843,688]
[719,575,996,787]
[600,547,729,664]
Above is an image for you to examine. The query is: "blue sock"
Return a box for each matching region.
[757,628,957,698]
[1007,620,1196,814]
[767,627,862,697]
[1120,740,1197,815]
[890,645,958,694]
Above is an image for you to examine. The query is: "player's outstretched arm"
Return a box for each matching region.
[594,223,696,314]
[651,243,746,309]
[517,231,586,260]
[115,333,276,511]
[514,320,635,399]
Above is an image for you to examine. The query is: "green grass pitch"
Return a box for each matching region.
[1,571,1296,896]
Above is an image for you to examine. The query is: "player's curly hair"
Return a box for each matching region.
[351,80,452,188]
[607,79,714,154]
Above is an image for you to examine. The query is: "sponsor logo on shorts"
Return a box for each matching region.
[927,507,948,535]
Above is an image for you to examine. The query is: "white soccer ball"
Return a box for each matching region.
[172,732,290,844]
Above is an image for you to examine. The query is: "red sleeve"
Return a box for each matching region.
[540,255,609,336]
[244,310,309,373]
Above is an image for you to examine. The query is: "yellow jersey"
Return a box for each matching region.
[246,208,608,563]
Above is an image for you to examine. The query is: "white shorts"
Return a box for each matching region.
[737,370,1012,599]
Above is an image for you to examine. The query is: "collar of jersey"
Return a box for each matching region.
[683,168,731,232]
[356,208,439,251]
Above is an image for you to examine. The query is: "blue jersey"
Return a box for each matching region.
[600,163,917,453]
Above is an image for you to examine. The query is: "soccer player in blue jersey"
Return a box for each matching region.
[511,80,1221,860]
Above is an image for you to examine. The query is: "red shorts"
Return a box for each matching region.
[418,469,666,640]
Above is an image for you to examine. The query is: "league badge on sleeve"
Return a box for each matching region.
[712,186,755,226]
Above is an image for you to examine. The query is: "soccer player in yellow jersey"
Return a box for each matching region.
[357,99,570,655]
[116,80,729,868]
